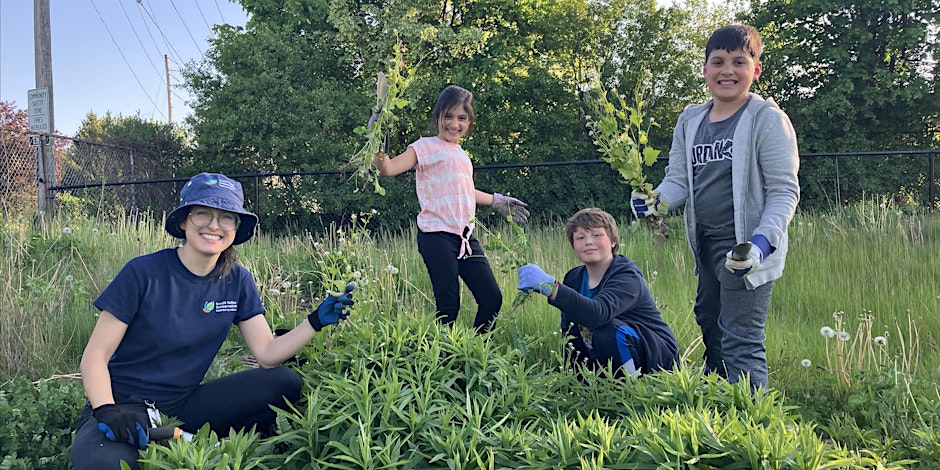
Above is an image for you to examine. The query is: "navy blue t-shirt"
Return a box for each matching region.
[94,248,264,403]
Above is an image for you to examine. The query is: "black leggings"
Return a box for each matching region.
[70,366,301,470]
[417,230,502,332]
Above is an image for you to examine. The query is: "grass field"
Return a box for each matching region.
[1,200,938,468]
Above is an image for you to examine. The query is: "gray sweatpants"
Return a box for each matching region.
[694,227,773,390]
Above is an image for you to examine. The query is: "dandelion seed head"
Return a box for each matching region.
[281,281,292,289]
[801,359,812,368]
[820,326,836,338]
[832,311,844,320]
[386,265,399,275]
[269,288,282,295]
[838,331,851,342]
[873,336,887,346]
[92,228,99,234]
[62,227,72,234]
[65,275,74,283]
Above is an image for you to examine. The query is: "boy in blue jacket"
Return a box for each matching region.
[631,24,800,389]
[517,208,679,377]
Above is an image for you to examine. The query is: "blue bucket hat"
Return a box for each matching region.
[165,173,258,245]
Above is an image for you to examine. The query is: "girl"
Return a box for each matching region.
[373,85,529,332]
[70,172,354,470]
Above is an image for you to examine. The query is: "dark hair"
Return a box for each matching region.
[705,24,762,61]
[565,208,620,255]
[429,85,475,134]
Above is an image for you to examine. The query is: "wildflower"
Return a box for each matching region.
[351,214,358,221]
[62,227,72,234]
[338,237,347,244]
[386,264,399,275]
[832,311,844,321]
[838,331,851,342]
[65,275,74,283]
[652,271,658,277]
[92,228,99,234]
[873,336,887,346]
[820,326,836,338]
[281,281,292,289]
[353,271,362,279]
[371,208,378,214]
[801,359,812,368]
[269,288,282,295]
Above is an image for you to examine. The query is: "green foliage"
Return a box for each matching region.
[0,378,85,470]
[587,81,668,244]
[2,204,939,467]
[746,0,940,210]
[137,425,279,470]
[350,40,419,196]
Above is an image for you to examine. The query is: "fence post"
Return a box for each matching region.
[930,150,936,211]
[129,148,137,212]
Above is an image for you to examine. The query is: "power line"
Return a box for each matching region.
[134,0,165,64]
[194,1,212,32]
[88,0,167,120]
[167,0,203,55]
[115,0,163,83]
[213,0,227,24]
[135,1,186,66]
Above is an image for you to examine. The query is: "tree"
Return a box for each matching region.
[182,0,728,232]
[746,0,940,208]
[65,112,192,218]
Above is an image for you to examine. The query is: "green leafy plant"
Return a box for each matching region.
[587,80,667,245]
[349,38,417,196]
[473,216,536,314]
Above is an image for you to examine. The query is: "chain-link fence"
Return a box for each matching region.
[1,127,182,221]
[0,128,40,217]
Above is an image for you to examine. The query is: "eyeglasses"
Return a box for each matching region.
[189,208,240,231]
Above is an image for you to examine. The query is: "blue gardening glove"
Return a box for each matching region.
[516,264,556,296]
[492,193,530,224]
[630,190,661,219]
[93,404,149,449]
[308,283,356,331]
[724,235,773,277]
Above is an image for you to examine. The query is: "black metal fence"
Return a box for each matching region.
[2,127,937,234]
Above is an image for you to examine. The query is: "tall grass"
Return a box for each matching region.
[1,202,937,405]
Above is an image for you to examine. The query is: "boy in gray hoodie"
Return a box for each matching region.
[631,24,799,390]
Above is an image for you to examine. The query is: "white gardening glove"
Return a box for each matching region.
[630,190,661,219]
[724,235,773,277]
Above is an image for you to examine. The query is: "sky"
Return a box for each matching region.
[0,0,250,137]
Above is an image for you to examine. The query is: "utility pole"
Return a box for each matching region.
[34,0,56,216]
[165,54,173,124]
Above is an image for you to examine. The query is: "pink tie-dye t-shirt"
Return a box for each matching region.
[410,136,476,237]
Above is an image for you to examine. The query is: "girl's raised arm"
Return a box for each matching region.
[374,147,418,177]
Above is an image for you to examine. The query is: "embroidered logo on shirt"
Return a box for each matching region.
[202,300,238,314]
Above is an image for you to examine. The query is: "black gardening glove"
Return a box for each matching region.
[94,403,149,449]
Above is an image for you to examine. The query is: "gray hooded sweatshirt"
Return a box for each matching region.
[656,92,800,289]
